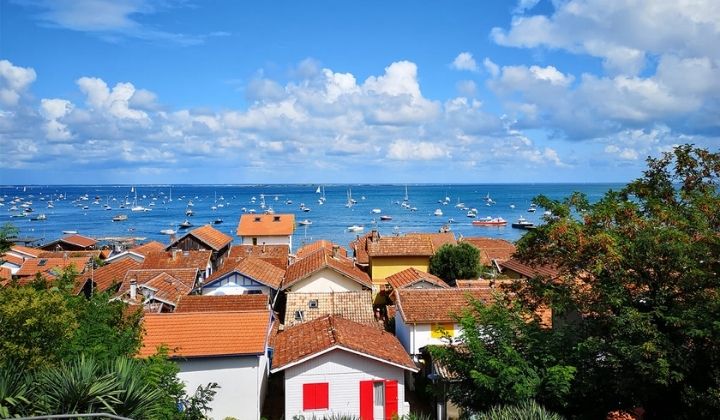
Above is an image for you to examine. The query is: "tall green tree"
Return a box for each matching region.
[0,223,18,255]
[429,242,481,284]
[513,145,720,418]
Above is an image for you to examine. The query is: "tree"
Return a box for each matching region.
[0,223,17,255]
[513,145,720,418]
[429,297,575,414]
[429,242,481,284]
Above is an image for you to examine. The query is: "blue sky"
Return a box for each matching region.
[1,0,718,184]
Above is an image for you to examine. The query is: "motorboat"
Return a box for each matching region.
[380,215,392,221]
[528,204,537,213]
[31,213,47,221]
[179,220,193,229]
[371,208,382,214]
[433,209,443,216]
[472,217,508,226]
[298,219,312,226]
[347,225,364,232]
[213,218,223,225]
[160,228,176,235]
[112,214,128,222]
[185,209,194,216]
[62,230,78,234]
[511,216,535,230]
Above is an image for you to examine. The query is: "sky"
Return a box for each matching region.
[0,0,718,184]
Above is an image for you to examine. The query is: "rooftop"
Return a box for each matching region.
[205,256,285,290]
[175,294,269,312]
[236,214,295,237]
[367,236,434,257]
[168,224,232,251]
[394,288,497,324]
[284,291,375,327]
[283,248,371,290]
[384,267,450,289]
[461,237,517,266]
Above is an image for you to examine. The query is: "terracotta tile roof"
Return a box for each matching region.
[118,268,198,297]
[367,236,434,257]
[10,245,43,258]
[38,250,107,260]
[205,257,285,290]
[169,225,233,252]
[456,279,514,288]
[175,294,269,312]
[1,253,24,266]
[236,214,295,236]
[16,257,90,281]
[385,267,450,289]
[406,232,457,251]
[141,272,194,306]
[499,258,560,279]
[283,249,371,290]
[58,234,97,248]
[229,245,289,269]
[270,315,416,372]
[131,241,166,256]
[349,231,374,264]
[140,250,211,271]
[82,259,141,293]
[395,288,497,324]
[138,310,270,358]
[284,291,376,327]
[0,266,11,284]
[461,237,517,266]
[296,240,347,259]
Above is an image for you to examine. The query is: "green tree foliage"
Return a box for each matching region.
[0,223,17,255]
[429,242,481,284]
[512,145,720,418]
[429,298,575,413]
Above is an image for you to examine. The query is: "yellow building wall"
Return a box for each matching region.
[370,256,430,282]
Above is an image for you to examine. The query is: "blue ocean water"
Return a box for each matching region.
[0,184,623,249]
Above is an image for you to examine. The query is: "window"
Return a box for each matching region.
[294,310,304,321]
[431,323,454,339]
[308,299,318,309]
[302,382,328,410]
[246,289,262,295]
[252,237,258,245]
[254,217,261,222]
[273,216,281,222]
[373,381,385,406]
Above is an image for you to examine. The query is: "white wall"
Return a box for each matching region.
[240,235,291,250]
[202,272,272,296]
[178,355,267,420]
[395,315,461,356]
[288,268,364,293]
[284,349,409,418]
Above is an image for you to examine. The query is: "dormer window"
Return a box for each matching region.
[308,299,318,309]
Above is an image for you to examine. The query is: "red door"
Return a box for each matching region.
[359,379,399,420]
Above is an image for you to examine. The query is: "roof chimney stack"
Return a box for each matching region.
[130,279,137,301]
[332,245,339,259]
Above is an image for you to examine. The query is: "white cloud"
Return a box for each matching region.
[456,80,477,97]
[40,98,74,140]
[387,140,448,161]
[76,77,150,122]
[0,60,37,106]
[483,58,500,78]
[451,52,479,72]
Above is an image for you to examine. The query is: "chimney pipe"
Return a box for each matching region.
[130,279,137,301]
[332,245,339,259]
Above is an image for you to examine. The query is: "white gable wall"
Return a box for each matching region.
[202,272,273,296]
[284,349,408,418]
[395,314,461,357]
[178,355,267,420]
[240,235,292,250]
[288,267,364,293]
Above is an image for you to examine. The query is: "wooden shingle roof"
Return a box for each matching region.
[138,310,270,358]
[270,315,417,372]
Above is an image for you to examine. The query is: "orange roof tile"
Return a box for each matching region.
[82,259,141,293]
[60,234,97,248]
[349,231,376,265]
[141,272,194,306]
[270,315,416,372]
[10,245,44,258]
[16,257,90,280]
[138,310,270,358]
[1,253,24,266]
[462,237,516,266]
[140,250,211,271]
[131,241,166,256]
[296,240,347,259]
[283,249,371,290]
[385,267,450,289]
[499,258,560,279]
[229,244,289,269]
[406,232,457,251]
[395,288,497,323]
[118,268,198,297]
[38,250,106,260]
[205,256,285,290]
[169,225,233,251]
[236,214,295,236]
[175,294,269,312]
[285,291,376,326]
[0,266,11,283]
[367,236,434,257]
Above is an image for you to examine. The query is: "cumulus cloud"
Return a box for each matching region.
[76,77,150,122]
[451,52,479,72]
[387,140,448,160]
[40,98,74,140]
[0,60,36,106]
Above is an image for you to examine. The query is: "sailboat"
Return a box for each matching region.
[345,187,355,208]
[403,185,409,202]
[315,186,321,194]
[318,185,326,205]
[168,186,172,202]
[131,187,148,212]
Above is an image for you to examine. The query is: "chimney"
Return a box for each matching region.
[262,243,266,253]
[172,249,180,260]
[332,245,339,259]
[130,279,137,301]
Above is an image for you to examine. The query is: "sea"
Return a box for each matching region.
[0,184,624,250]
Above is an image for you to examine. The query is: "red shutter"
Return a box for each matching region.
[360,380,374,420]
[384,380,398,419]
[303,383,329,410]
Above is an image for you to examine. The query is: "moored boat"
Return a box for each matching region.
[380,215,392,221]
[472,217,508,226]
[347,225,364,232]
[298,219,312,226]
[511,216,535,230]
[179,220,193,229]
[112,214,128,222]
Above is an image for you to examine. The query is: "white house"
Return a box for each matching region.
[393,288,495,359]
[282,247,372,293]
[139,310,273,420]
[270,315,418,419]
[200,256,285,301]
[236,214,295,250]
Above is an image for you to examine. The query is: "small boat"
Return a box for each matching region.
[466,210,477,218]
[31,213,47,221]
[347,225,364,232]
[380,215,392,221]
[213,218,223,225]
[528,204,537,213]
[433,209,443,216]
[472,217,508,226]
[160,229,176,235]
[185,209,194,216]
[62,230,78,234]
[179,220,193,229]
[511,216,535,230]
[371,208,382,214]
[448,218,456,224]
[298,219,312,226]
[112,214,128,222]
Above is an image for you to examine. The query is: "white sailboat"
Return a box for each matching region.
[403,185,409,202]
[130,187,147,212]
[318,185,326,205]
[315,186,321,194]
